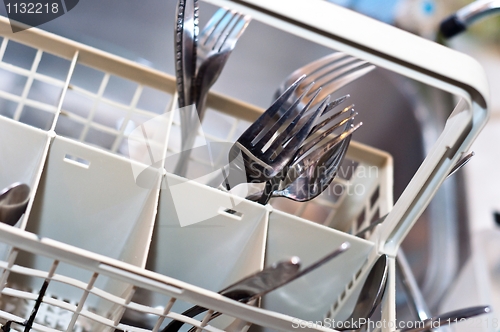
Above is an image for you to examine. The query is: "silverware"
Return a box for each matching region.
[396,250,432,322]
[279,94,351,167]
[353,152,476,331]
[447,151,474,179]
[248,107,361,204]
[193,8,250,117]
[162,242,351,332]
[1,279,49,331]
[244,53,371,203]
[399,305,491,332]
[0,182,30,226]
[221,75,325,189]
[331,254,388,331]
[275,52,375,115]
[174,0,199,180]
[162,258,301,332]
[174,0,198,108]
[174,7,250,177]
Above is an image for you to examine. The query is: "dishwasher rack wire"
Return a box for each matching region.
[0,0,490,330]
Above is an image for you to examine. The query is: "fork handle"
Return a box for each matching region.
[257,178,280,205]
[161,305,209,332]
[186,312,224,332]
[173,82,210,177]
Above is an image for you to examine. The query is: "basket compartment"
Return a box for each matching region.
[24,135,161,267]
[261,209,375,324]
[139,173,268,328]
[0,116,49,216]
[0,115,50,263]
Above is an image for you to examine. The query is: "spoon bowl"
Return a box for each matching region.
[0,183,30,226]
[335,254,388,331]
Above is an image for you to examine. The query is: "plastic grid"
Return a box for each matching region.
[0,37,64,129]
[0,244,232,332]
[0,36,174,166]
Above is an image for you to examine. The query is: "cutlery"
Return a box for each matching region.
[221,75,325,190]
[174,0,199,180]
[251,121,359,205]
[354,151,476,332]
[242,53,372,203]
[396,250,432,324]
[174,7,250,177]
[0,182,30,226]
[247,103,360,204]
[175,0,198,108]
[193,8,250,118]
[275,52,375,117]
[330,254,388,331]
[208,53,371,189]
[162,258,301,332]
[162,241,351,332]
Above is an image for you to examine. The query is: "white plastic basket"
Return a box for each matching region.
[0,0,490,330]
[0,13,394,332]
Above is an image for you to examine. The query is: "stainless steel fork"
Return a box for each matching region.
[174,8,250,176]
[221,75,326,190]
[194,8,250,115]
[248,109,361,204]
[275,52,375,114]
[174,0,198,109]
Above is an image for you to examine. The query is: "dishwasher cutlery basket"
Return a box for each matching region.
[0,0,490,330]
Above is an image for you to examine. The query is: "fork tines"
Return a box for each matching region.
[295,105,357,162]
[199,8,250,56]
[235,75,328,182]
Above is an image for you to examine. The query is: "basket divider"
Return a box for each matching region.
[50,51,79,132]
[380,255,396,332]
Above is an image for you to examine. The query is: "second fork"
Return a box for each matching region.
[174,8,251,177]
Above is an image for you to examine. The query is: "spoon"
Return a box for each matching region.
[0,183,30,226]
[162,241,350,332]
[332,254,388,331]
